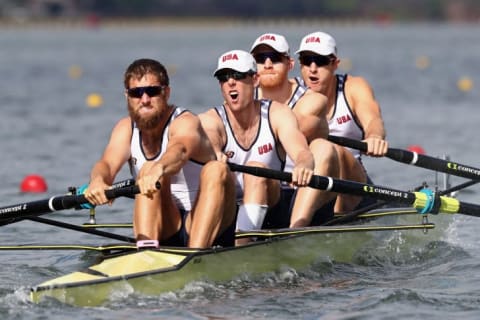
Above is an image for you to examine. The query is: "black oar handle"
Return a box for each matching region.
[228,162,292,182]
[228,162,480,217]
[228,162,415,203]
[59,184,141,210]
[328,135,480,181]
[328,134,414,161]
[0,181,160,222]
[228,163,335,190]
[328,135,368,153]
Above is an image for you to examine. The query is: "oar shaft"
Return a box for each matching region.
[29,216,136,242]
[228,163,417,204]
[458,202,480,218]
[311,175,418,203]
[328,135,480,181]
[439,179,479,195]
[0,181,141,222]
[228,163,480,217]
[228,163,292,182]
[229,162,414,200]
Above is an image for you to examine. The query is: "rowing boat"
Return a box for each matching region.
[30,207,440,307]
[2,140,479,307]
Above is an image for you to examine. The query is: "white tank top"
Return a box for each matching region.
[128,107,203,211]
[328,74,365,159]
[215,100,284,200]
[296,75,365,158]
[283,78,308,173]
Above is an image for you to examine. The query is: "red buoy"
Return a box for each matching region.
[20,175,48,193]
[407,145,425,155]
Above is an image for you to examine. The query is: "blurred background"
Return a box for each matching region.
[1,0,480,24]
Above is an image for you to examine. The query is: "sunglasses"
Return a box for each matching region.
[216,71,252,83]
[127,86,164,98]
[253,52,285,64]
[299,55,334,67]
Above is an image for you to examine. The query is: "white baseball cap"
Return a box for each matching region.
[296,31,337,56]
[250,33,290,54]
[213,49,257,76]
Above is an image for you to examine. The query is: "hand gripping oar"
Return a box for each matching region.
[328,135,480,181]
[0,179,154,224]
[228,163,480,217]
[0,179,136,226]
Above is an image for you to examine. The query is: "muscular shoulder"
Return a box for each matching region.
[303,89,328,104]
[270,99,290,112]
[112,117,133,135]
[344,74,379,115]
[198,108,222,129]
[103,117,133,159]
[344,74,374,95]
[295,89,328,117]
[176,109,197,122]
[198,107,219,119]
[171,110,202,133]
[269,100,295,122]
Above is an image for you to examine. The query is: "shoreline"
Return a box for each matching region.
[0,16,469,30]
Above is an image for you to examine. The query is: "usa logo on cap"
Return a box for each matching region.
[259,34,277,42]
[213,49,257,76]
[222,52,239,62]
[250,33,290,54]
[305,36,321,44]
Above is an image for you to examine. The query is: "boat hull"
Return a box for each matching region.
[30,210,441,307]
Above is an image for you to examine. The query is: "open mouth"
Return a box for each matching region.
[229,90,239,100]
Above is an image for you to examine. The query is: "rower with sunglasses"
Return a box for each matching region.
[296,31,388,213]
[84,58,237,249]
[199,49,315,242]
[250,33,340,229]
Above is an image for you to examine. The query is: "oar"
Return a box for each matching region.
[323,179,476,226]
[0,179,148,224]
[228,163,480,217]
[0,179,137,226]
[328,135,480,181]
[28,216,135,242]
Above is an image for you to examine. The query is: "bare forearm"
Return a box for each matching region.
[363,118,388,156]
[90,161,116,185]
[294,150,315,170]
[86,161,119,205]
[157,142,188,176]
[364,118,385,139]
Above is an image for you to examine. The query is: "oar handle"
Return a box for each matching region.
[328,135,480,181]
[228,162,413,201]
[328,134,368,152]
[328,134,413,161]
[228,162,480,217]
[228,162,292,182]
[59,184,142,209]
[0,181,160,223]
[228,163,335,190]
[58,180,163,210]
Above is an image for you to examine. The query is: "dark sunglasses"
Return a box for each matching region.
[299,55,334,67]
[127,86,164,98]
[216,71,252,83]
[253,52,285,64]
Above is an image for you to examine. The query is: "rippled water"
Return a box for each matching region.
[1,21,480,319]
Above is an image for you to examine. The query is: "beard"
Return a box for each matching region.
[128,104,163,131]
[258,72,283,88]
